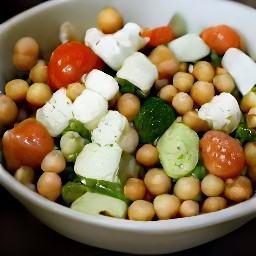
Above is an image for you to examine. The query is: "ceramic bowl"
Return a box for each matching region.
[0,0,256,254]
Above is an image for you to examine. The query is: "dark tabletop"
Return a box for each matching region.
[1,0,256,255]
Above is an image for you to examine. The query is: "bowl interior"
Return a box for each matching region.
[1,0,256,254]
[1,0,256,85]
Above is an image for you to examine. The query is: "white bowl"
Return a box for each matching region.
[0,0,256,254]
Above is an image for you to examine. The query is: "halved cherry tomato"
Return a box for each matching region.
[200,24,241,56]
[200,130,245,180]
[140,26,176,47]
[48,41,104,91]
[2,118,54,172]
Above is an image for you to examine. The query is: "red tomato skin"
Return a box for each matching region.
[48,41,104,91]
[2,118,54,172]
[200,24,241,55]
[141,26,176,47]
[200,130,245,180]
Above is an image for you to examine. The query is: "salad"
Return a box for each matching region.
[1,6,256,221]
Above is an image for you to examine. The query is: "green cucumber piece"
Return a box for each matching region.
[157,122,199,179]
[71,192,128,219]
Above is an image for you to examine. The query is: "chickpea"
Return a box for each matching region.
[246,107,256,129]
[190,81,215,106]
[5,79,29,102]
[148,45,176,65]
[136,144,159,168]
[202,196,227,213]
[172,92,194,115]
[247,166,256,184]
[128,200,155,221]
[41,149,66,173]
[144,168,172,196]
[157,59,180,79]
[192,61,215,82]
[143,190,155,202]
[244,142,256,167]
[118,124,139,154]
[0,94,18,125]
[178,200,199,217]
[179,62,188,72]
[37,172,62,201]
[158,84,177,105]
[213,73,235,93]
[14,166,35,185]
[29,61,48,83]
[240,91,256,113]
[66,82,85,101]
[182,110,209,132]
[201,174,225,197]
[224,176,253,202]
[153,194,181,220]
[117,93,140,121]
[97,6,123,34]
[173,176,201,200]
[173,71,194,92]
[13,36,39,71]
[124,178,146,201]
[215,67,228,75]
[155,79,169,91]
[26,83,52,107]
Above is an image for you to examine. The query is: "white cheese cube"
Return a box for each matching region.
[114,22,148,51]
[91,110,129,146]
[198,92,242,134]
[36,88,73,137]
[116,52,158,93]
[86,33,132,71]
[85,22,148,71]
[84,27,104,46]
[72,89,108,131]
[85,69,119,100]
[221,47,256,96]
[74,142,122,183]
[118,123,139,154]
[168,34,210,62]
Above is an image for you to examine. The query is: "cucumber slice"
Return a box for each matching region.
[156,122,199,179]
[71,192,128,219]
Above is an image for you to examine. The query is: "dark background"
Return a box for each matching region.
[1,0,256,255]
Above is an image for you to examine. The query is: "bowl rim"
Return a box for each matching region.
[1,164,255,233]
[0,0,256,234]
[1,0,255,30]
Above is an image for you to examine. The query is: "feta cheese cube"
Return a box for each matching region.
[36,88,73,137]
[85,22,148,70]
[116,52,158,93]
[91,110,129,146]
[72,89,108,131]
[198,92,242,134]
[85,69,119,100]
[74,142,122,183]
[114,22,148,51]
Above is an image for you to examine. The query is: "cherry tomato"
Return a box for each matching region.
[200,24,241,56]
[140,26,176,47]
[48,41,104,91]
[200,130,245,180]
[2,118,54,172]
